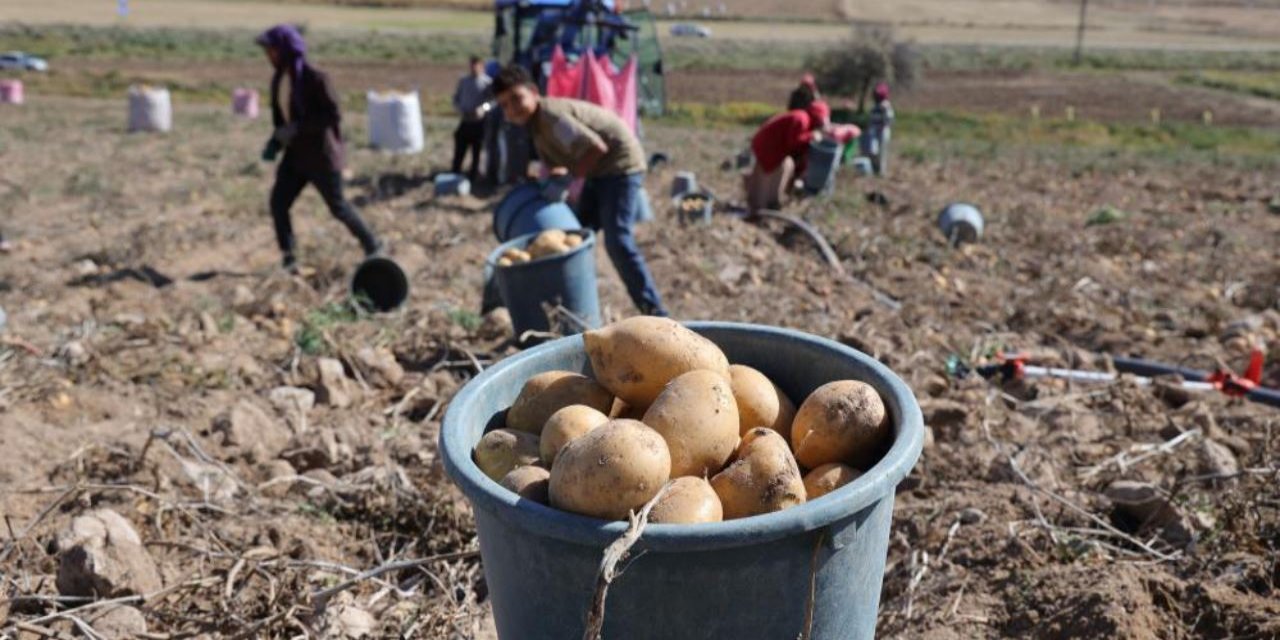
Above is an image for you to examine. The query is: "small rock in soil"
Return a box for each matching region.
[356,346,404,388]
[1199,438,1240,479]
[258,459,298,498]
[478,307,513,341]
[319,593,375,639]
[269,385,316,428]
[56,509,162,598]
[959,508,988,525]
[213,400,291,462]
[315,357,355,408]
[87,605,148,639]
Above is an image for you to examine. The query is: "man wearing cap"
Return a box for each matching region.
[489,65,668,317]
[744,100,831,214]
[256,24,381,272]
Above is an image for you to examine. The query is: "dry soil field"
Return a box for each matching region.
[0,86,1277,638]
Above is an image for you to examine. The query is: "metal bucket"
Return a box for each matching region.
[488,230,601,337]
[671,171,698,198]
[804,139,842,195]
[851,157,874,177]
[441,322,924,640]
[434,173,472,197]
[351,256,409,312]
[493,184,581,242]
[674,191,714,224]
[937,203,985,246]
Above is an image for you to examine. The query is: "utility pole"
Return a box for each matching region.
[1073,0,1089,65]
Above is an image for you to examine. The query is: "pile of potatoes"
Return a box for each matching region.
[678,195,710,215]
[495,229,583,267]
[472,317,891,524]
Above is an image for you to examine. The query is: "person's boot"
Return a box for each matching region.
[282,253,299,275]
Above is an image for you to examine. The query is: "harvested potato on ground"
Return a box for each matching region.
[584,316,730,407]
[729,364,797,439]
[642,370,740,477]
[711,428,806,519]
[791,380,889,470]
[803,463,861,500]
[506,370,613,434]
[540,404,609,466]
[500,465,551,504]
[650,477,723,524]
[474,429,541,482]
[549,419,671,520]
[564,234,584,248]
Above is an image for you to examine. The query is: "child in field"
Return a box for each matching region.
[862,82,895,176]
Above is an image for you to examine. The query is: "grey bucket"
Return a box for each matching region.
[351,256,409,312]
[493,184,582,242]
[674,191,714,224]
[804,139,842,195]
[434,173,471,197]
[671,171,698,198]
[937,203,985,246]
[488,230,602,337]
[440,322,925,640]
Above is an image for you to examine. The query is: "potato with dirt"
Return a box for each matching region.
[802,463,861,500]
[650,477,723,524]
[583,317,730,407]
[710,427,806,519]
[791,380,889,470]
[499,465,551,504]
[539,404,609,466]
[728,364,797,439]
[526,229,570,259]
[641,369,740,477]
[474,429,541,482]
[505,370,613,434]
[549,419,671,520]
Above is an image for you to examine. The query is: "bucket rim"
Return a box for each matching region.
[349,255,409,313]
[485,229,596,271]
[440,321,925,553]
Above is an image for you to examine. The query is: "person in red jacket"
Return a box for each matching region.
[744,100,830,213]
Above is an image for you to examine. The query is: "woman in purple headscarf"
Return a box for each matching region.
[257,24,380,272]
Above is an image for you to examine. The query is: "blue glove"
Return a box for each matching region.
[541,176,572,203]
[261,138,282,162]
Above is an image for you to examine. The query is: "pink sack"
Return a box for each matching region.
[232,88,259,119]
[547,47,582,99]
[0,79,24,105]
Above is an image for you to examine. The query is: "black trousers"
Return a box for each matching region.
[452,120,485,179]
[270,160,380,257]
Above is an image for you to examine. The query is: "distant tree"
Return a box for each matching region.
[807,23,921,112]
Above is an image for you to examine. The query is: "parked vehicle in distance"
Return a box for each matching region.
[0,52,49,72]
[669,23,711,38]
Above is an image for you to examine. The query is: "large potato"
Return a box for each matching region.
[791,380,889,470]
[506,371,613,434]
[650,477,723,524]
[802,463,861,500]
[549,419,671,520]
[729,364,797,439]
[540,404,609,466]
[527,230,570,259]
[711,428,806,519]
[474,429,540,482]
[641,370,739,477]
[583,317,730,407]
[500,465,551,504]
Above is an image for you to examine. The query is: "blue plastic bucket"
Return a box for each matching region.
[493,183,581,242]
[350,256,409,312]
[441,322,924,640]
[804,139,842,195]
[851,156,874,177]
[937,203,985,246]
[674,191,714,225]
[488,230,601,337]
[434,173,471,197]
